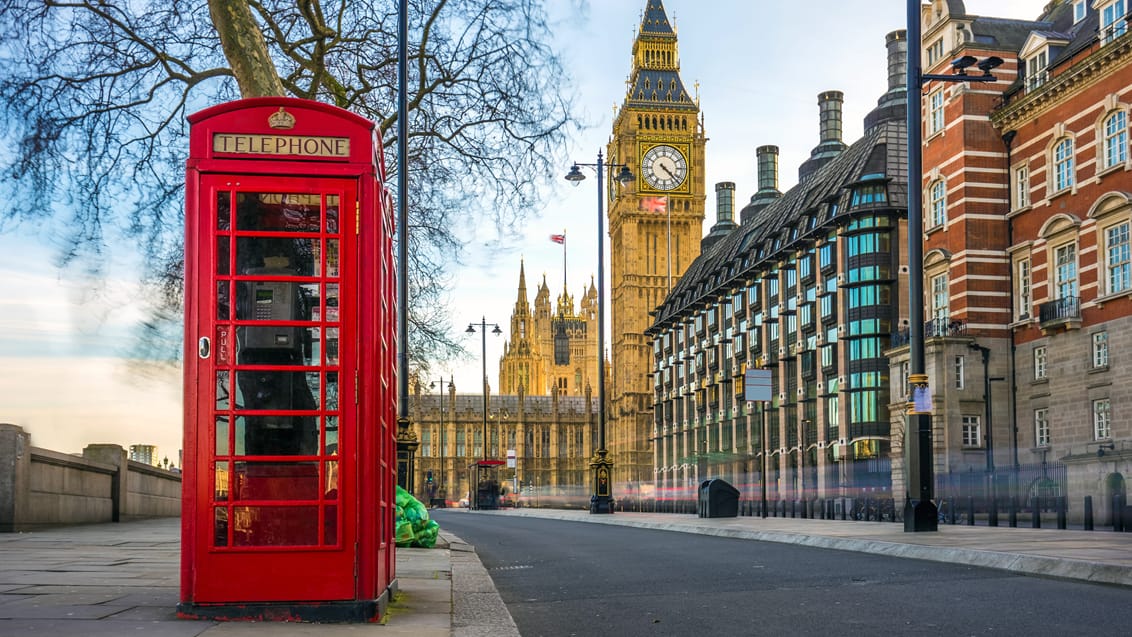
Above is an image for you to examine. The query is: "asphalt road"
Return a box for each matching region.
[432,509,1132,637]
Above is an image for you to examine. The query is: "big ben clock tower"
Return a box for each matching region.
[607,0,705,489]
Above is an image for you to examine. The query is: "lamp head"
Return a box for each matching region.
[492,324,503,335]
[977,56,1004,74]
[466,324,475,334]
[951,55,978,74]
[615,165,634,186]
[565,164,585,185]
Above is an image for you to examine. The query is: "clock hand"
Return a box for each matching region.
[659,164,676,179]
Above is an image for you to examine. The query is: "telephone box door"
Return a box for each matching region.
[189,174,358,602]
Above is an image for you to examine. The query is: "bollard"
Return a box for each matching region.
[1057,496,1067,530]
[1032,496,1041,529]
[966,496,975,526]
[989,496,999,527]
[1084,496,1094,531]
[1008,495,1017,528]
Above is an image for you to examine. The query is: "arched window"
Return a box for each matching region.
[1103,110,1128,170]
[929,179,946,228]
[1052,137,1075,193]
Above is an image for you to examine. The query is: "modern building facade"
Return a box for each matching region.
[498,259,601,398]
[648,30,911,504]
[607,0,707,489]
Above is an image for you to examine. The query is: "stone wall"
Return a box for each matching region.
[0,423,182,532]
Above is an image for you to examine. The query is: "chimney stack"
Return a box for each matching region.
[864,29,909,133]
[741,146,783,224]
[701,181,738,252]
[818,90,844,145]
[799,91,848,184]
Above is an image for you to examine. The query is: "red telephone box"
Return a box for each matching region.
[179,97,397,622]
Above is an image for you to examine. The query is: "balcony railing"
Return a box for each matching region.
[891,317,967,347]
[1039,296,1080,328]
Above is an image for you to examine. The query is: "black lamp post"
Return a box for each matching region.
[905,0,1003,532]
[466,318,501,510]
[565,150,634,515]
[430,376,453,506]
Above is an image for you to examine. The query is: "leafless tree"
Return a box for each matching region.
[0,0,577,371]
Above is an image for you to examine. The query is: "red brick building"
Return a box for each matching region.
[896,0,1131,522]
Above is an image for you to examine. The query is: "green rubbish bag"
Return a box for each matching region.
[394,486,440,548]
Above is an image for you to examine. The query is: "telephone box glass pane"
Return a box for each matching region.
[326,328,339,366]
[235,193,321,233]
[215,416,229,456]
[326,239,339,277]
[231,461,319,500]
[323,504,338,545]
[217,282,230,321]
[324,416,339,455]
[214,507,229,547]
[217,237,230,275]
[326,194,339,233]
[214,462,230,501]
[325,372,338,410]
[231,506,319,546]
[233,282,319,323]
[236,237,319,277]
[231,415,320,458]
[215,371,229,410]
[324,460,339,498]
[217,191,230,230]
[325,283,339,322]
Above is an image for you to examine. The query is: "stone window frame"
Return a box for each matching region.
[1093,398,1112,440]
[1012,162,1030,211]
[1033,345,1048,380]
[1096,98,1129,174]
[1049,134,1077,197]
[1099,0,1128,44]
[1034,408,1050,447]
[928,176,947,229]
[1091,330,1109,369]
[1088,192,1132,300]
[927,88,945,137]
[961,415,981,448]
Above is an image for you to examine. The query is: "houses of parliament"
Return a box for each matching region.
[409,0,705,505]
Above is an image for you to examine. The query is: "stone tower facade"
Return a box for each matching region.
[606,0,706,486]
[499,259,600,398]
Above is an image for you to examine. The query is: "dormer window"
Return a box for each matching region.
[1073,0,1086,23]
[926,38,945,67]
[1101,0,1128,44]
[1026,48,1049,91]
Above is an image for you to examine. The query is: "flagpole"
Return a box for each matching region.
[562,228,567,295]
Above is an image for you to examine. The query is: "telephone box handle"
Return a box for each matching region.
[198,337,211,359]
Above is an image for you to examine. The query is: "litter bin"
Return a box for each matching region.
[698,478,740,518]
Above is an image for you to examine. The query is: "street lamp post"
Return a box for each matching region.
[430,376,453,507]
[466,319,501,511]
[565,151,634,515]
[905,0,1002,532]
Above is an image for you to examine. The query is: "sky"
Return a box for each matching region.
[0,0,1040,461]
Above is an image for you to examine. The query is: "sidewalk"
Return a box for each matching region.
[1,511,1129,636]
[0,518,516,637]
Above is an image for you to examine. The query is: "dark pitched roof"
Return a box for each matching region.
[651,119,908,329]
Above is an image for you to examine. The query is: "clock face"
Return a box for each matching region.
[642,144,688,191]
